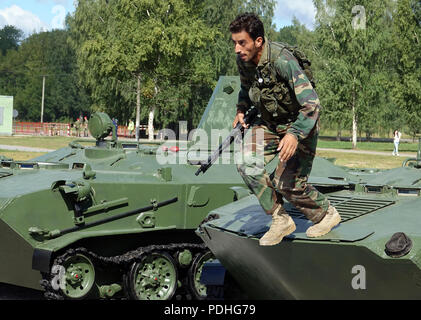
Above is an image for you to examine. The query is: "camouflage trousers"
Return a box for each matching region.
[236,123,329,223]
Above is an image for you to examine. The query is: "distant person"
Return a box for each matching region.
[83,116,89,137]
[128,119,135,138]
[392,129,402,156]
[74,118,81,137]
[112,118,118,137]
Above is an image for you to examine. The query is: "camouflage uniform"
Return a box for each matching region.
[236,39,330,224]
[74,119,81,137]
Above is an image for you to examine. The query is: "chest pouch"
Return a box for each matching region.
[249,63,294,120]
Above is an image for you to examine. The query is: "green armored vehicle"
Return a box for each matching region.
[198,143,421,299]
[0,76,248,300]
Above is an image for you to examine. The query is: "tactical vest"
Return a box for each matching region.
[248,41,315,124]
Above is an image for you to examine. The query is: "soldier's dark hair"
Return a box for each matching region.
[229,13,265,43]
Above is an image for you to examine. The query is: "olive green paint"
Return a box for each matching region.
[0,77,245,292]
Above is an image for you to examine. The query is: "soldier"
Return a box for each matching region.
[83,116,89,137]
[74,118,81,137]
[230,13,341,246]
[112,118,118,138]
[128,119,135,138]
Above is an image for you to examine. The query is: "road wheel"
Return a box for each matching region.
[55,253,97,299]
[126,251,178,300]
[187,250,214,300]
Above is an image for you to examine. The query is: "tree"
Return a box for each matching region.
[274,25,298,45]
[68,0,217,139]
[411,0,421,26]
[0,25,23,56]
[313,0,396,147]
[391,0,421,139]
[0,29,91,122]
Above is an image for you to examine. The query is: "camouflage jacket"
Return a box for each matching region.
[236,39,321,141]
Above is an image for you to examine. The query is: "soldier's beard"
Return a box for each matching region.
[240,47,259,64]
[250,44,263,65]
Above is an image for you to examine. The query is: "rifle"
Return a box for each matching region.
[195,107,258,176]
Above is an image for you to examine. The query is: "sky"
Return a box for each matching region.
[273,0,316,30]
[0,0,75,35]
[0,0,316,36]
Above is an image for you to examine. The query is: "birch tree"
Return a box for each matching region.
[313,0,395,147]
[391,0,421,139]
[68,0,215,139]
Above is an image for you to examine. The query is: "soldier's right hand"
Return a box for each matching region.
[233,112,249,129]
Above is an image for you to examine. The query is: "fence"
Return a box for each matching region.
[117,124,148,138]
[13,122,149,138]
[13,122,71,136]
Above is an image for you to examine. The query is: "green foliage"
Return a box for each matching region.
[274,25,298,45]
[0,29,90,122]
[0,0,418,138]
[67,0,276,129]
[307,0,401,143]
[391,0,421,138]
[67,0,218,129]
[411,0,421,26]
[0,25,23,55]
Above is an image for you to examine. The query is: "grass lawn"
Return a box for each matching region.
[317,140,419,152]
[1,135,419,152]
[0,150,47,161]
[0,136,95,150]
[0,136,94,161]
[316,150,405,169]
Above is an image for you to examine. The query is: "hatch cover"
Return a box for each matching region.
[285,195,395,223]
[205,195,394,242]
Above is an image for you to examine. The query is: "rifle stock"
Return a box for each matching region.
[195,108,258,176]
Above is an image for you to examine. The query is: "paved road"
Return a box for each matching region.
[317,147,416,158]
[0,144,54,153]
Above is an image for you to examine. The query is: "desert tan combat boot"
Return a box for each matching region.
[306,205,341,238]
[259,206,296,246]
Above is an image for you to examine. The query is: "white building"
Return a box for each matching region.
[0,96,13,136]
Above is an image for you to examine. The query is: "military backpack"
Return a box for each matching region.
[270,41,316,88]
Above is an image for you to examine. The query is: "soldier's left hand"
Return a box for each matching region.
[277,133,298,162]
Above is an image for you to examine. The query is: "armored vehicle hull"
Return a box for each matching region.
[0,76,248,300]
[198,158,421,299]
